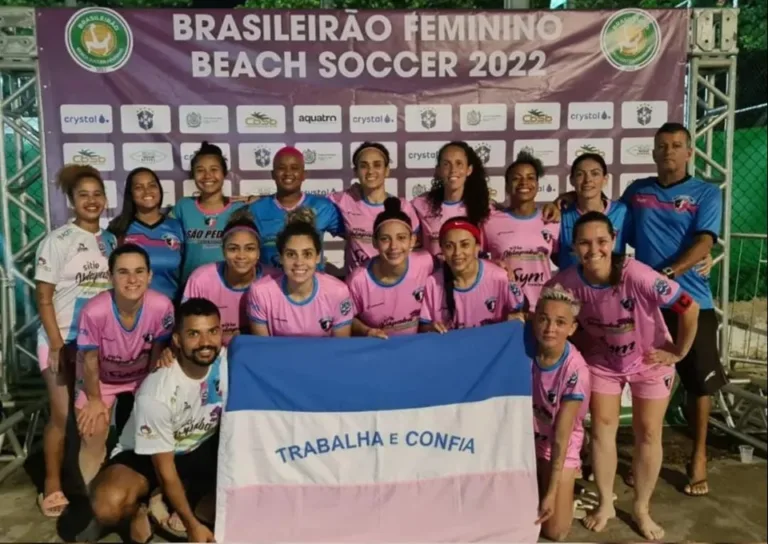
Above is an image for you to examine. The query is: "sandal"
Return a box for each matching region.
[683,462,710,497]
[162,511,188,538]
[37,491,69,518]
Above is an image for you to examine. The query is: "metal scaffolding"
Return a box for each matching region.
[0,6,764,484]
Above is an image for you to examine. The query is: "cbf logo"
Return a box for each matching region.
[473,143,491,165]
[254,147,272,168]
[600,9,661,72]
[65,8,133,74]
[420,108,437,129]
[136,108,154,130]
[636,103,653,126]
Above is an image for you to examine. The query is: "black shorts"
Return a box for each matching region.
[662,308,728,397]
[107,433,219,498]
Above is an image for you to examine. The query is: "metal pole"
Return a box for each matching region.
[504,0,531,8]
[64,0,77,6]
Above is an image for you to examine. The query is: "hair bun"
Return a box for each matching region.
[199,141,223,156]
[383,196,402,214]
[286,206,316,228]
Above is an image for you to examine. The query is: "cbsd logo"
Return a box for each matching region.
[65,8,133,74]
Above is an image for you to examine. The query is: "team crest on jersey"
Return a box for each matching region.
[204,217,217,227]
[143,332,154,343]
[510,282,522,298]
[37,257,46,266]
[653,277,672,297]
[664,375,673,390]
[620,297,635,312]
[412,287,425,302]
[547,389,557,404]
[542,230,553,243]
[162,313,174,330]
[163,233,181,250]
[673,195,697,212]
[567,371,579,387]
[139,425,154,437]
[319,317,333,332]
[484,296,497,313]
[340,299,352,316]
[353,248,369,266]
[76,242,88,253]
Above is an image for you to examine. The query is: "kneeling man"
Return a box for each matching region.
[82,298,227,543]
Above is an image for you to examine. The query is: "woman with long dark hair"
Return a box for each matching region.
[108,168,184,301]
[411,141,491,259]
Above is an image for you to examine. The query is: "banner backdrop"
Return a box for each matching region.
[36,7,687,267]
[219,321,539,542]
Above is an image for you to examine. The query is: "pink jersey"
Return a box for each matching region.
[419,260,525,330]
[247,272,354,337]
[76,289,174,384]
[482,208,559,310]
[329,190,421,274]
[532,342,591,467]
[550,258,683,374]
[411,195,467,258]
[183,262,274,346]
[346,251,434,336]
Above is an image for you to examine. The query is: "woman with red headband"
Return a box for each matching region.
[248,146,344,271]
[331,142,421,274]
[347,197,433,338]
[412,141,492,259]
[419,217,525,332]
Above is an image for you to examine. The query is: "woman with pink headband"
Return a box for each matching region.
[346,197,433,338]
[248,145,344,271]
[181,209,274,346]
[419,217,525,332]
[331,142,421,275]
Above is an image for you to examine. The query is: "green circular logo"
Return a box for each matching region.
[65,8,133,74]
[600,9,661,72]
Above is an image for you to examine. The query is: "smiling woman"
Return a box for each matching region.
[108,168,185,302]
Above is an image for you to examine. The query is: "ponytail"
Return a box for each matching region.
[609,253,627,288]
[443,265,457,323]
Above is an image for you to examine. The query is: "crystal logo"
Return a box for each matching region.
[254,147,273,168]
[136,108,154,130]
[64,114,109,125]
[420,108,437,129]
[570,111,611,122]
[65,8,133,74]
[600,9,661,72]
[522,109,553,125]
[246,111,278,128]
[73,149,107,165]
[636,103,653,126]
[352,114,393,125]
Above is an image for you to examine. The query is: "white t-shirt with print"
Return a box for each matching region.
[113,347,228,456]
[35,222,116,346]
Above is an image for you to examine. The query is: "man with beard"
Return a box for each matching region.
[79,298,227,544]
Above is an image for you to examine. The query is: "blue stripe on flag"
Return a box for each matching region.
[226,320,534,413]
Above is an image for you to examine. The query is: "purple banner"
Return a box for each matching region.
[37,7,687,267]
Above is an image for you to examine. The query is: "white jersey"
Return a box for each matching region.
[35,222,116,346]
[114,347,228,456]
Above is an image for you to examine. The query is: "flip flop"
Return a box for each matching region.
[161,511,188,538]
[37,491,69,518]
[684,462,710,497]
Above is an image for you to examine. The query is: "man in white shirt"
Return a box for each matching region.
[79,297,227,544]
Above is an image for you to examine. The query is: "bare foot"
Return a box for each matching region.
[583,504,615,532]
[633,509,665,541]
[130,504,153,544]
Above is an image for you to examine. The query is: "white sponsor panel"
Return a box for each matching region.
[619,173,654,196]
[404,105,452,133]
[404,177,434,201]
[120,105,172,134]
[238,142,286,172]
[487,176,506,204]
[349,105,398,133]
[536,175,560,203]
[567,102,615,130]
[303,178,344,199]
[346,178,399,198]
[62,143,115,171]
[324,248,345,269]
[620,137,655,165]
[293,105,343,134]
[236,105,286,134]
[294,142,344,171]
[60,105,114,134]
[179,105,229,134]
[349,141,399,169]
[466,140,507,168]
[514,103,561,131]
[404,141,443,169]
[240,180,276,197]
[159,179,177,207]
[459,104,508,132]
[122,142,175,171]
[512,139,560,167]
[566,138,614,165]
[621,101,669,129]
[180,142,231,171]
[183,179,232,198]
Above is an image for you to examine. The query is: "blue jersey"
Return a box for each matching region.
[171,198,246,282]
[558,199,631,270]
[249,193,344,270]
[621,175,721,309]
[124,217,185,301]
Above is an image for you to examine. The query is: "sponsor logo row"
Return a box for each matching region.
[59,101,669,135]
[62,137,656,173]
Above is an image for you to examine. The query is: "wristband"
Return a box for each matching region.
[661,267,675,280]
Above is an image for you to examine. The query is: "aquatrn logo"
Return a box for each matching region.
[298,114,338,124]
[65,8,133,74]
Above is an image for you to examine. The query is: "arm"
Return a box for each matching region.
[76,349,109,437]
[351,317,388,339]
[667,234,714,278]
[332,324,352,337]
[250,322,270,336]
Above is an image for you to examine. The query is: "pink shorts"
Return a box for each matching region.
[37,336,77,373]
[535,429,584,469]
[590,363,675,400]
[74,380,142,410]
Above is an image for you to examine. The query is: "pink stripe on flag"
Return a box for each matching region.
[222,471,540,542]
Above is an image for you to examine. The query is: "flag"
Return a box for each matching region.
[216,321,540,542]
